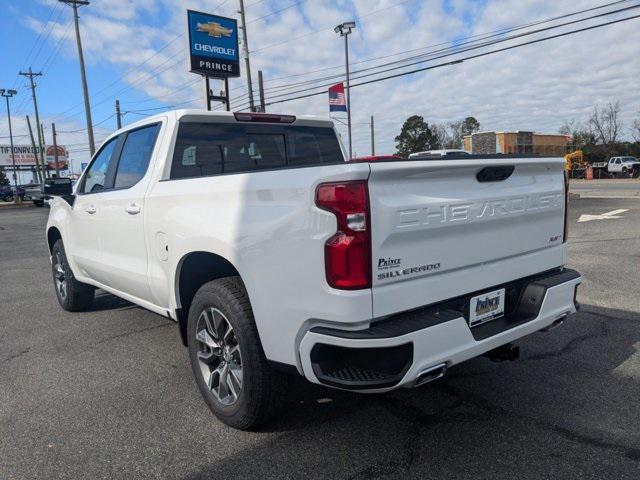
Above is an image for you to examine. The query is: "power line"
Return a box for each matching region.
[235,2,640,108]
[259,1,640,97]
[250,0,416,54]
[246,0,306,24]
[258,0,630,92]
[261,13,640,108]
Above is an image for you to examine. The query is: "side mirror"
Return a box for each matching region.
[43,179,73,196]
[61,194,76,206]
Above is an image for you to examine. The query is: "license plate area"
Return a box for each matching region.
[469,288,505,327]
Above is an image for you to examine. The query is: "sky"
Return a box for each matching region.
[1,0,639,179]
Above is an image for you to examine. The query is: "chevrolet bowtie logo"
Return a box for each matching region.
[197,22,233,38]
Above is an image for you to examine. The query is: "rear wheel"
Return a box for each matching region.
[622,167,629,176]
[51,239,95,311]
[187,277,283,430]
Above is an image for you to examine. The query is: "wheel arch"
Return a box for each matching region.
[47,226,63,254]
[174,251,242,346]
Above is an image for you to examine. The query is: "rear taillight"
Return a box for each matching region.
[315,181,371,290]
[563,171,569,243]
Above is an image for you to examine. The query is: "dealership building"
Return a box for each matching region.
[463,131,570,156]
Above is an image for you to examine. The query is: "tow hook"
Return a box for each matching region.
[484,343,520,362]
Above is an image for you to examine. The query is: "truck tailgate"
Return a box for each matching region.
[368,158,566,317]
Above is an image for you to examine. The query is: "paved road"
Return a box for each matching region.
[1,192,639,479]
[570,178,640,198]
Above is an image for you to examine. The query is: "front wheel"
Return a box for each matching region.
[187,277,283,430]
[622,167,628,176]
[51,240,95,311]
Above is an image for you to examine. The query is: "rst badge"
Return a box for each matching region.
[469,288,505,327]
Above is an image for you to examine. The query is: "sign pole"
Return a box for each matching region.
[52,123,60,176]
[204,76,211,111]
[258,70,266,112]
[224,77,230,111]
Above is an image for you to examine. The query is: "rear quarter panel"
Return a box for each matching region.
[144,162,373,366]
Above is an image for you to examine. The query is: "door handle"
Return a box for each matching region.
[86,205,96,214]
[125,203,141,215]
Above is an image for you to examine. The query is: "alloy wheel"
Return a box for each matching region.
[195,307,243,405]
[53,251,67,300]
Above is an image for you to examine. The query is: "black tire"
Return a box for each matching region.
[51,239,95,311]
[622,167,628,176]
[187,276,283,430]
[34,200,44,207]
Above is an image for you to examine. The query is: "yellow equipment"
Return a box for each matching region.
[564,150,587,173]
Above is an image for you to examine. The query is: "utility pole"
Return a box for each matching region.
[257,70,266,112]
[370,115,375,156]
[40,123,48,178]
[238,0,256,112]
[52,123,60,176]
[115,99,122,129]
[19,68,45,170]
[0,89,19,191]
[26,116,43,184]
[59,0,95,156]
[334,22,356,159]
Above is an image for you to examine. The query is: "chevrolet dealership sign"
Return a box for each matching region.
[187,10,240,78]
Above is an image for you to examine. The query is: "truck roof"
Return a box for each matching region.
[120,109,335,132]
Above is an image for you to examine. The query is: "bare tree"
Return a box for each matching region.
[632,117,640,143]
[589,101,622,145]
[559,119,595,150]
[432,123,451,149]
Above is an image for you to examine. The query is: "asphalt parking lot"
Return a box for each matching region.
[1,182,639,480]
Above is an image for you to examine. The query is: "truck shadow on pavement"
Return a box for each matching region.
[181,303,640,480]
[87,290,139,312]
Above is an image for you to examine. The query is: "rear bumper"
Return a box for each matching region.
[299,268,581,392]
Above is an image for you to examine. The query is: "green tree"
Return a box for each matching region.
[461,116,481,136]
[395,115,437,157]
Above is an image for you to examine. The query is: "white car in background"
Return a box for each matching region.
[607,156,640,176]
[408,149,470,159]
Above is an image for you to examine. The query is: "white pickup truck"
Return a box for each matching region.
[47,110,581,430]
[607,156,640,176]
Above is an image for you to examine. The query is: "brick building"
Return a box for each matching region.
[463,131,569,156]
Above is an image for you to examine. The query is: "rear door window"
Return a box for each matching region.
[170,122,343,179]
[114,124,160,189]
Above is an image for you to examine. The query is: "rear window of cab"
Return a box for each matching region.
[170,122,344,179]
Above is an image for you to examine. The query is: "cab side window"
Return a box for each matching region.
[81,138,118,194]
[114,124,160,189]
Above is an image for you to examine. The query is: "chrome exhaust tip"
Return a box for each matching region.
[414,363,447,387]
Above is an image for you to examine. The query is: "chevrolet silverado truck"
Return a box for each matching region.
[46,110,581,430]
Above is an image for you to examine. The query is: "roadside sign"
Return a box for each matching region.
[187,10,240,78]
[1,144,68,169]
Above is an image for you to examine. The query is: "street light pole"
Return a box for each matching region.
[0,89,19,190]
[334,22,356,160]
